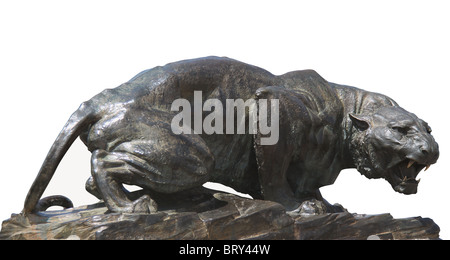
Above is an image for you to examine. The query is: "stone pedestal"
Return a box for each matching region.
[0,193,439,240]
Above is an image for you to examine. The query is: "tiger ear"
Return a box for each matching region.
[349,113,371,131]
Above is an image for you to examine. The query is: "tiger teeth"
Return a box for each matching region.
[424,164,431,171]
[407,160,415,169]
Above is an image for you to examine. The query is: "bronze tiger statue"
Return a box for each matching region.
[22,57,439,214]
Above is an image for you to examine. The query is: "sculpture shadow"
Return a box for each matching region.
[123,187,229,214]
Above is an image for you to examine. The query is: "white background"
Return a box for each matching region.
[1,0,449,239]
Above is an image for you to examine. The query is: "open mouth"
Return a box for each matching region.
[388,159,431,194]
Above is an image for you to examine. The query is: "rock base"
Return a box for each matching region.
[0,192,440,240]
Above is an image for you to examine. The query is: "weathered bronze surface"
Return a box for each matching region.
[22,56,439,215]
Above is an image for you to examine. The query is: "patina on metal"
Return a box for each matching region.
[22,57,439,214]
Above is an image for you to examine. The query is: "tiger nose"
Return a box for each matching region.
[420,144,430,155]
[419,139,439,164]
